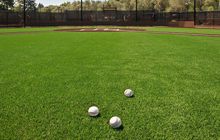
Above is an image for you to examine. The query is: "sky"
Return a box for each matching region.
[35,0,72,7]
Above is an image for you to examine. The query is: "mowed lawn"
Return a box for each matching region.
[0,31,220,139]
[145,27,220,35]
[0,27,74,33]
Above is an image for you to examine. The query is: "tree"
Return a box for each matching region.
[154,0,169,11]
[37,3,44,9]
[60,2,71,7]
[14,0,37,11]
[205,0,219,10]
[196,0,206,11]
[215,0,219,10]
[0,0,14,10]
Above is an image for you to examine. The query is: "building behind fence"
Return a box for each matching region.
[0,10,220,27]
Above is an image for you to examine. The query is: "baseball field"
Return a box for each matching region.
[0,27,220,139]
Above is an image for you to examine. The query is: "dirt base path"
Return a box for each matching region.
[0,28,219,37]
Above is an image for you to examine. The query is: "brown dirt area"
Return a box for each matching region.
[0,28,219,37]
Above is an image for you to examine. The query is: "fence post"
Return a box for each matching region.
[178,12,180,21]
[213,11,214,25]
[136,0,137,21]
[165,12,166,21]
[96,10,97,22]
[39,12,40,22]
[170,12,171,21]
[116,10,117,22]
[50,11,51,21]
[81,0,83,22]
[65,10,68,22]
[34,8,36,21]
[17,11,18,25]
[39,12,40,27]
[54,13,55,26]
[6,11,8,27]
[24,0,26,27]
[194,0,196,25]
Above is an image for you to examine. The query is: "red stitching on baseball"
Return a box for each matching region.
[88,112,98,114]
[130,90,132,96]
[110,117,118,125]
[124,89,128,95]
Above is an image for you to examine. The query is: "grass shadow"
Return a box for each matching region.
[130,95,135,98]
[126,95,135,98]
[115,125,124,131]
[91,113,101,118]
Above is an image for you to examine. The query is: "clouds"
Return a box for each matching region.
[35,0,65,6]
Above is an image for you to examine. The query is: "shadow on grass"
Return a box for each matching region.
[115,125,124,131]
[90,113,101,118]
[126,95,135,98]
[130,95,135,98]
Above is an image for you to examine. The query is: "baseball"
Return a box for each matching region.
[109,116,122,128]
[124,89,133,97]
[88,106,99,116]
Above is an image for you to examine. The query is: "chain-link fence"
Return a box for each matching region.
[0,10,220,27]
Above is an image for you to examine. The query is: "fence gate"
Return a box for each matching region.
[102,7,117,22]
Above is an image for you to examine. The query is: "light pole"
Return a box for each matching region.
[75,5,79,21]
[34,3,37,21]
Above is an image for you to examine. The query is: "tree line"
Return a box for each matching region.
[0,0,219,12]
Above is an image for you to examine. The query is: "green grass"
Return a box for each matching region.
[145,27,220,35]
[0,27,74,33]
[0,32,220,139]
[105,26,220,35]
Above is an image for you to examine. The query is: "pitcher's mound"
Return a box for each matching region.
[54,28,146,32]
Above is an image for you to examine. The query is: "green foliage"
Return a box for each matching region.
[207,6,214,10]
[60,2,70,7]
[13,0,37,11]
[11,0,220,12]
[106,2,111,7]
[0,0,14,10]
[38,3,44,9]
[0,30,220,139]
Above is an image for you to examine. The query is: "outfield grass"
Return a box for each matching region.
[105,26,220,35]
[0,27,74,33]
[0,32,220,139]
[145,27,220,35]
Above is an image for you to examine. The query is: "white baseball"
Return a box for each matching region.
[88,106,99,116]
[109,116,122,128]
[124,89,133,97]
